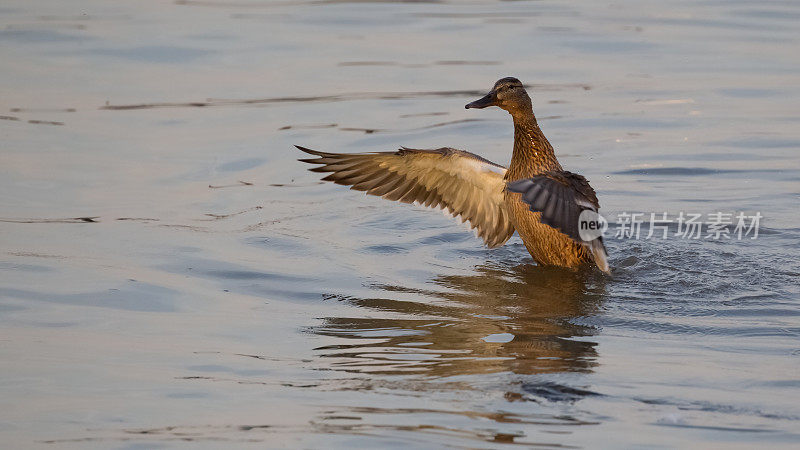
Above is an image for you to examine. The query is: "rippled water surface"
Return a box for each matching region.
[2,0,799,448]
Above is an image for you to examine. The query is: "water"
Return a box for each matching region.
[1,0,799,448]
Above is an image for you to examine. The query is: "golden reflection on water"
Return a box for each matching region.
[311,262,606,377]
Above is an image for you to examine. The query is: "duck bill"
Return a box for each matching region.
[465,92,497,109]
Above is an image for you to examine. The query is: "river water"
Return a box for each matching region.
[1,0,799,448]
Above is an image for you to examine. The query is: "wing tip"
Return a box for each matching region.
[590,239,610,274]
[295,145,327,157]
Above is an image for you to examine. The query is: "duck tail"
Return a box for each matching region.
[590,237,610,274]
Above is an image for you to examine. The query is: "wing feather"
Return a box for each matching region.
[297,145,515,248]
[507,171,609,271]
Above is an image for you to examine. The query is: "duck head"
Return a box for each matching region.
[465,77,532,117]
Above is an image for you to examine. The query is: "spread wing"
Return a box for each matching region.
[506,171,609,271]
[297,145,516,248]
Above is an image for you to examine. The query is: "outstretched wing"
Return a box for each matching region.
[297,145,516,248]
[507,171,609,271]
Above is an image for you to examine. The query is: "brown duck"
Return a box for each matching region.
[297,77,609,272]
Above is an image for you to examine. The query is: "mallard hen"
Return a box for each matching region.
[297,77,609,272]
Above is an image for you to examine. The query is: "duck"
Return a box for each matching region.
[297,77,609,273]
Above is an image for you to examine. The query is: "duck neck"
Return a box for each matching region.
[506,112,561,181]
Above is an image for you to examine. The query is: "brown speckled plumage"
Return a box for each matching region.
[501,98,596,269]
[297,77,609,272]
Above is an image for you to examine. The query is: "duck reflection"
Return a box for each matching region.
[310,261,606,377]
